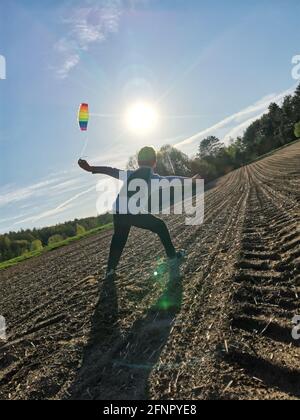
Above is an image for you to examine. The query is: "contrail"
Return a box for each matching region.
[89,113,215,120]
[175,84,297,150]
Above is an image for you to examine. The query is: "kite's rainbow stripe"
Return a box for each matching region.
[78,103,89,131]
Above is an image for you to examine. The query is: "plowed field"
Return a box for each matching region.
[1,141,300,400]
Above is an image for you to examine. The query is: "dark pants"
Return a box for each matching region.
[107,214,176,271]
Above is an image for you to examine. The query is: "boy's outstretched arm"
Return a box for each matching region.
[78,159,121,179]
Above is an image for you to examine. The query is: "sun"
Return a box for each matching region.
[124,102,159,135]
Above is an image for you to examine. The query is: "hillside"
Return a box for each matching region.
[0,141,300,400]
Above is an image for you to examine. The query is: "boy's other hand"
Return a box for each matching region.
[78,159,93,172]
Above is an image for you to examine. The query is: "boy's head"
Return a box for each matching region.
[138,146,157,168]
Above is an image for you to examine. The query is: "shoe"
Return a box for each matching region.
[169,249,186,264]
[175,249,186,263]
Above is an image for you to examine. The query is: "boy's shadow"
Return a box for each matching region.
[68,269,183,400]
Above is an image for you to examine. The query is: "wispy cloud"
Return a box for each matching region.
[222,114,266,144]
[55,0,123,78]
[176,85,297,153]
[14,185,95,226]
[56,53,80,79]
[0,147,128,233]
[0,214,28,224]
[0,179,60,207]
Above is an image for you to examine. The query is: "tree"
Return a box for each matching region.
[242,120,262,158]
[30,240,43,252]
[0,236,12,261]
[158,145,191,176]
[76,224,86,236]
[198,136,223,159]
[190,158,217,182]
[280,95,295,142]
[295,122,300,138]
[48,235,64,245]
[11,240,29,257]
[292,84,300,123]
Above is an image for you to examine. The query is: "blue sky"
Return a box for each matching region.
[0,0,299,233]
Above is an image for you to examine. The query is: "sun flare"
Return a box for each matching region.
[124,102,159,135]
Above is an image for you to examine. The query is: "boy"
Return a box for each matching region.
[78,146,195,279]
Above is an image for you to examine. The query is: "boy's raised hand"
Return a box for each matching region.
[78,159,93,172]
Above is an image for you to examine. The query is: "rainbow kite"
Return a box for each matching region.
[78,103,89,131]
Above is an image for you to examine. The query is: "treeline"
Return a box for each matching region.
[192,83,300,181]
[0,213,112,263]
[128,84,300,183]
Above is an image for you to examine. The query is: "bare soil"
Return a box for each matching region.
[1,141,300,400]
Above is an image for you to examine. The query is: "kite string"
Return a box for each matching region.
[167,152,175,175]
[80,134,89,158]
